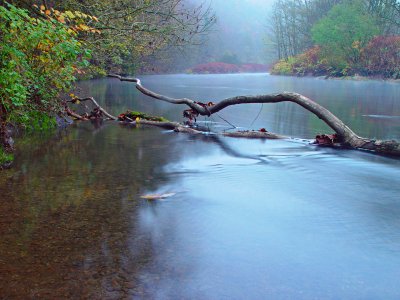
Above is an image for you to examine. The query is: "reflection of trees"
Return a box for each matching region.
[0,124,183,298]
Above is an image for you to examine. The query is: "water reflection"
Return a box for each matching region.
[0,123,182,298]
[1,74,400,299]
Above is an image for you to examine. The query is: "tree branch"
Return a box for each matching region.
[65,97,117,120]
[108,74,400,156]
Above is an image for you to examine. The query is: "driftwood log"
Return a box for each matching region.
[65,97,117,121]
[67,74,400,157]
[107,74,400,157]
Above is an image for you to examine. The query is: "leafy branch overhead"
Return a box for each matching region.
[32,4,101,34]
[11,0,216,75]
[0,3,92,130]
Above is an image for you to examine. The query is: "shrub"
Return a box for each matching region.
[271,47,327,76]
[0,147,13,166]
[362,35,400,79]
[271,46,354,77]
[0,3,91,130]
[271,59,294,75]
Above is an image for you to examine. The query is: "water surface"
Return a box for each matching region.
[1,74,400,299]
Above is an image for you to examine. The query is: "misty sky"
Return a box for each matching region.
[192,0,276,63]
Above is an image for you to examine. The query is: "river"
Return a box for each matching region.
[1,74,400,299]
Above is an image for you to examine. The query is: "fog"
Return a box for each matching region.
[176,0,276,68]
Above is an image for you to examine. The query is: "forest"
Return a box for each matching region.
[270,0,400,77]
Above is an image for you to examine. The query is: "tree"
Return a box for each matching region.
[268,0,399,63]
[311,1,379,73]
[0,3,92,166]
[7,0,216,74]
[366,0,400,34]
[269,0,341,60]
[0,4,90,129]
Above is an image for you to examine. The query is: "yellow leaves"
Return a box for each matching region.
[78,24,89,31]
[39,56,49,64]
[31,4,100,34]
[57,15,66,24]
[67,28,76,35]
[69,93,80,103]
[65,11,75,19]
[89,28,102,34]
[352,40,361,49]
[36,42,50,52]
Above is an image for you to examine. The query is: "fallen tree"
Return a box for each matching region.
[65,74,400,157]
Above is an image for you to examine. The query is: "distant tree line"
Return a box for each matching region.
[269,0,400,78]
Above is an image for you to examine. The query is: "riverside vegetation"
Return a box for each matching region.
[0,0,214,166]
[0,3,91,166]
[270,0,400,78]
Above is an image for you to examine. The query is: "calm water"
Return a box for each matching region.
[1,74,400,299]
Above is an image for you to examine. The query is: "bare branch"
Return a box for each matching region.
[108,74,400,156]
[65,97,117,120]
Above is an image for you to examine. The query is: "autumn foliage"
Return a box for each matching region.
[272,46,330,76]
[362,36,400,79]
[0,3,92,130]
[272,36,400,79]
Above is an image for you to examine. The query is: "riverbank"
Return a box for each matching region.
[0,148,13,169]
[272,73,400,83]
[327,74,400,83]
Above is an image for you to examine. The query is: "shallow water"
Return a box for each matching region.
[1,74,400,299]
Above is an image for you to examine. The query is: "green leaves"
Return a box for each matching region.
[0,3,90,129]
[311,1,379,71]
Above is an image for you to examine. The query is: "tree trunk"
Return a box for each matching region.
[106,74,399,157]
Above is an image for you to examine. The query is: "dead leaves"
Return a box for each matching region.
[314,133,339,146]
